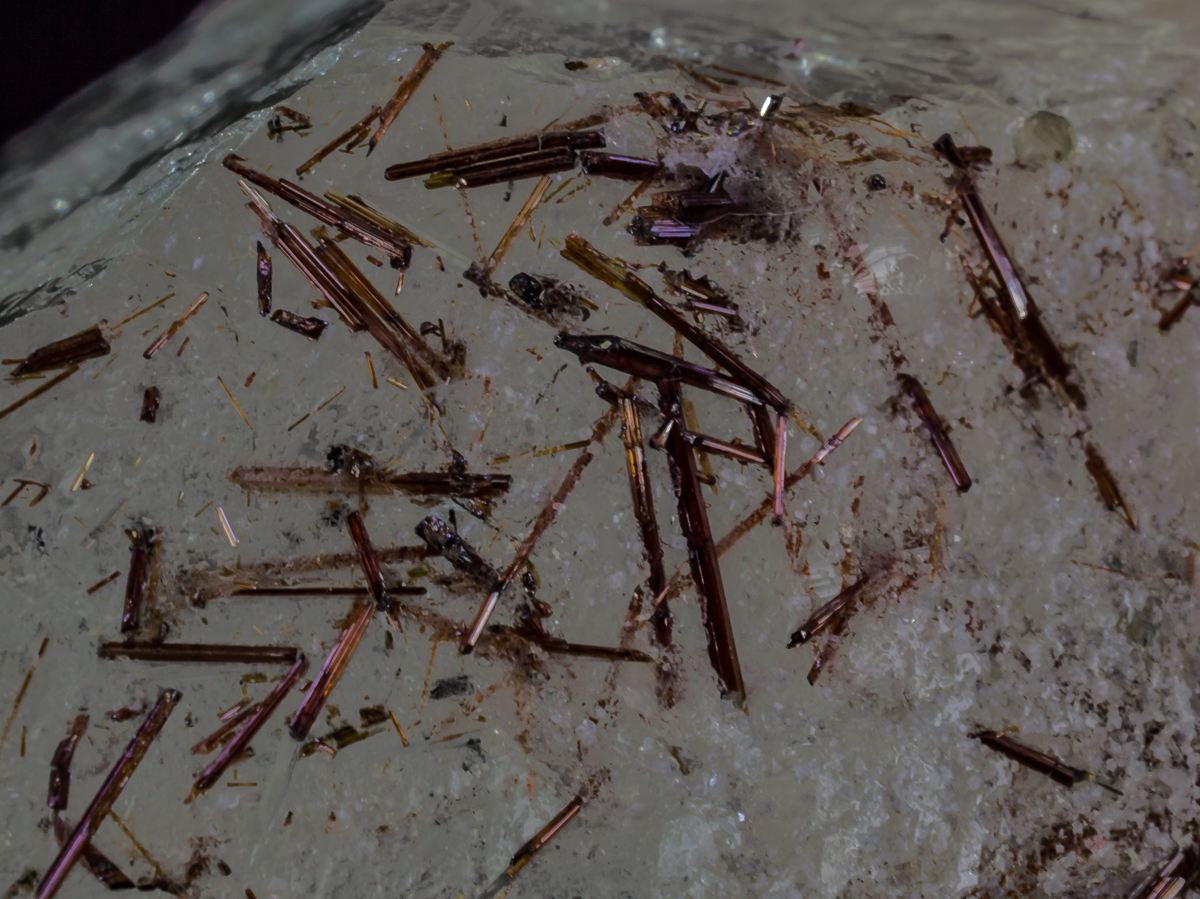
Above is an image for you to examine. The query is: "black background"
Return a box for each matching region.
[1,0,205,149]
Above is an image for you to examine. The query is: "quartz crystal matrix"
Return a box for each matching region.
[2,1,1200,897]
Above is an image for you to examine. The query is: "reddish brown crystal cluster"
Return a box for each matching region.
[6,38,1163,899]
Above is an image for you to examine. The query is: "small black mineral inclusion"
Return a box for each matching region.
[509,273,545,307]
[869,174,887,191]
[430,674,472,700]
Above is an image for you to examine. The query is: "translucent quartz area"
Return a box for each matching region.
[2,1,1200,897]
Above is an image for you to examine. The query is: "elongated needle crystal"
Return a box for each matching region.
[229,466,509,498]
[191,701,261,755]
[482,175,552,277]
[345,511,394,618]
[367,42,453,155]
[555,333,762,406]
[1083,442,1136,530]
[618,394,670,645]
[899,374,971,491]
[715,417,862,558]
[772,413,787,520]
[143,292,208,359]
[217,507,238,546]
[1133,854,1191,899]
[788,578,869,647]
[47,714,89,810]
[121,529,150,633]
[579,151,661,181]
[659,378,744,703]
[934,133,1028,320]
[683,432,767,466]
[509,630,655,663]
[36,690,181,899]
[216,376,254,429]
[227,585,426,598]
[972,729,1118,791]
[461,404,619,652]
[806,609,850,685]
[69,452,94,492]
[0,366,80,422]
[288,600,373,739]
[561,235,789,410]
[98,643,298,664]
[476,794,585,899]
[386,131,602,181]
[195,654,308,791]
[295,106,381,176]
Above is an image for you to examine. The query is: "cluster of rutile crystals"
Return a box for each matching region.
[5,25,1175,899]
